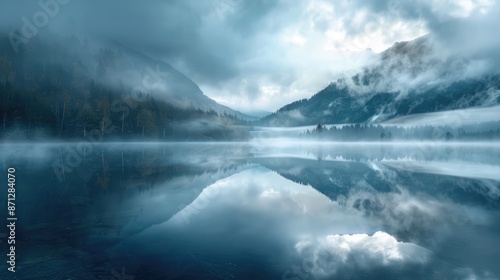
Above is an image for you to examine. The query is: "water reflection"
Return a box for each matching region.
[0,142,499,279]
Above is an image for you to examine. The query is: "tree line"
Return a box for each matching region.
[302,123,500,141]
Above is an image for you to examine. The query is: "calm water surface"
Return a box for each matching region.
[0,142,499,280]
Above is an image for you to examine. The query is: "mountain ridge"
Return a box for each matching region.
[89,37,257,120]
[259,36,500,126]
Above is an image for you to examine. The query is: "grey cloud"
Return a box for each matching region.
[1,0,499,111]
[1,0,247,81]
[225,0,282,34]
[243,80,261,98]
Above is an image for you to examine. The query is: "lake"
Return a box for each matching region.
[1,141,499,279]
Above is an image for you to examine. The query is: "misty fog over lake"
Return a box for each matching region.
[1,139,499,279]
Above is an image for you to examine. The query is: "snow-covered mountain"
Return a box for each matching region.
[260,36,500,126]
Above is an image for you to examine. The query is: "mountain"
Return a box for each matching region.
[260,37,500,126]
[95,39,255,120]
[2,34,253,120]
[0,34,252,141]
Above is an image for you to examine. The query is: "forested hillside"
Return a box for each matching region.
[0,35,250,141]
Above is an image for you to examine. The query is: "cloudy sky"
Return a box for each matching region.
[1,0,499,112]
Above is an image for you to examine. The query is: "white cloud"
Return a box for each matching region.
[197,0,431,112]
[295,231,430,277]
[283,32,308,46]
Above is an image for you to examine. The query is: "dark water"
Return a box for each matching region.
[0,142,499,280]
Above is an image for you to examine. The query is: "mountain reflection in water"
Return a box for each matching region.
[0,142,499,280]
